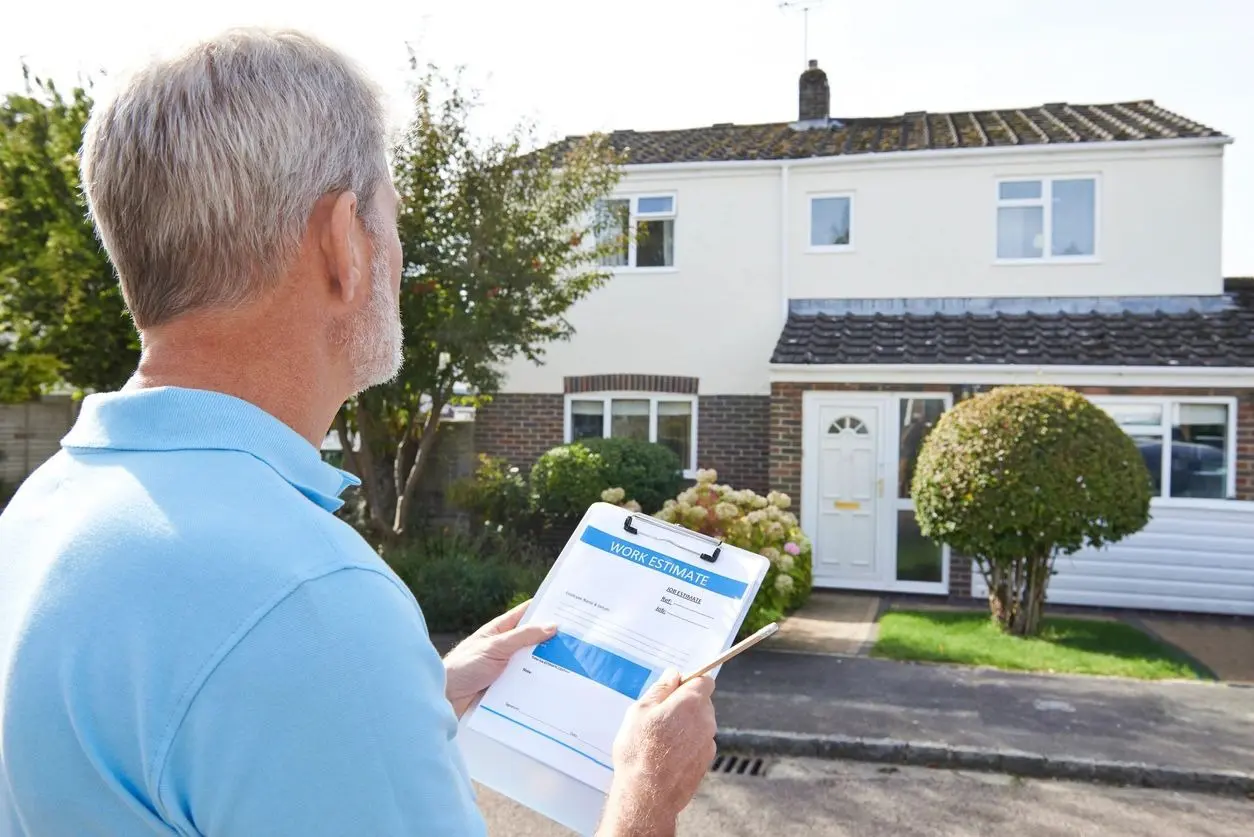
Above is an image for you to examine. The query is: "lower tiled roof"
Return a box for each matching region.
[771,282,1254,367]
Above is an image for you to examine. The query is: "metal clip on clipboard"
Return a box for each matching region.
[622,513,723,562]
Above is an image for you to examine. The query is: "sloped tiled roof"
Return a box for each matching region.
[771,281,1254,367]
[554,101,1222,165]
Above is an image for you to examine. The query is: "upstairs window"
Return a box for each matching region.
[996,177,1097,261]
[809,194,854,251]
[596,194,676,269]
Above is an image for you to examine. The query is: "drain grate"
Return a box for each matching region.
[709,753,768,777]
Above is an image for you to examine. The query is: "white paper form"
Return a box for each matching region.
[461,503,768,804]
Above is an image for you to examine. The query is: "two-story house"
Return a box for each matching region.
[476,61,1253,617]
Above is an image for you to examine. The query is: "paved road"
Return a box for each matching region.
[477,758,1252,837]
[713,650,1254,775]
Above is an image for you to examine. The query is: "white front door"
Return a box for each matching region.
[812,402,882,585]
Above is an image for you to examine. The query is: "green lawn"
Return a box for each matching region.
[871,609,1212,680]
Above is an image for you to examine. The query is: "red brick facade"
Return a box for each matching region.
[474,393,565,467]
[474,390,772,492]
[564,374,699,395]
[770,381,1254,599]
[697,395,771,492]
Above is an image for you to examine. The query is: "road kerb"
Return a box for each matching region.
[716,728,1254,797]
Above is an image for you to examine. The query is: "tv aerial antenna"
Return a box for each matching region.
[778,0,828,66]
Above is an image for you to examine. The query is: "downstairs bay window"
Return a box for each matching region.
[566,394,697,475]
[1095,397,1236,500]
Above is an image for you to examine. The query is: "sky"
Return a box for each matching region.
[3,0,1251,275]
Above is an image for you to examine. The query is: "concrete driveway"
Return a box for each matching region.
[477,758,1251,837]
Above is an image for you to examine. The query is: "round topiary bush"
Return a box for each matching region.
[911,385,1152,636]
[530,444,607,522]
[575,436,684,514]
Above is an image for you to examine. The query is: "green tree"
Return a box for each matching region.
[0,68,140,395]
[336,63,623,542]
[911,385,1152,636]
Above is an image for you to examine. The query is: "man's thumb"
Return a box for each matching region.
[638,668,681,706]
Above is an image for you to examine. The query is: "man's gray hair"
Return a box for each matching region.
[81,28,389,329]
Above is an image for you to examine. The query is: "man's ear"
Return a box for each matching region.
[323,190,369,311]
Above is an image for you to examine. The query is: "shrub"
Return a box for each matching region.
[447,455,539,536]
[530,444,607,522]
[575,437,685,515]
[638,469,813,639]
[385,530,549,634]
[912,385,1152,637]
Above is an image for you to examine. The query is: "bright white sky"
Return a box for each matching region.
[3,0,1251,275]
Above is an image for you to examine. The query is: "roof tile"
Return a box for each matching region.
[771,287,1254,367]
[551,101,1222,166]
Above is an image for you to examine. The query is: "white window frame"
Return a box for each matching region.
[1090,394,1238,505]
[563,392,699,476]
[994,175,1100,264]
[807,192,855,253]
[597,193,678,272]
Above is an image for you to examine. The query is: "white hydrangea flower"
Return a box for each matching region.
[684,505,709,525]
[780,512,799,528]
[760,546,781,566]
[601,487,626,504]
[751,495,769,510]
[745,509,767,525]
[678,488,699,505]
[767,491,792,510]
[766,521,785,540]
[775,574,795,593]
[764,505,783,521]
[695,468,719,485]
[624,500,642,513]
[779,554,795,572]
[714,502,739,521]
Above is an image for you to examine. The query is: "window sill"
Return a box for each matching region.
[993,256,1101,266]
[608,266,679,275]
[806,246,855,255]
[1149,495,1242,509]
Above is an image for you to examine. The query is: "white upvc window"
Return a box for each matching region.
[995,176,1098,262]
[564,393,697,475]
[595,194,676,269]
[1093,395,1237,501]
[808,193,854,252]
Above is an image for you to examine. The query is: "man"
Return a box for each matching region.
[0,28,716,836]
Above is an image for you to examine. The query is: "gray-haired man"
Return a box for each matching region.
[0,28,715,837]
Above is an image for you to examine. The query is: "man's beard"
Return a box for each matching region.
[338,234,404,395]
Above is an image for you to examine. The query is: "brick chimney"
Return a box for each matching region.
[798,59,830,122]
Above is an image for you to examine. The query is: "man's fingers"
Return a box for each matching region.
[491,622,558,654]
[480,598,533,635]
[679,674,716,699]
[638,668,681,706]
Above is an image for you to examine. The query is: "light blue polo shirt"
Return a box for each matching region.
[0,387,486,836]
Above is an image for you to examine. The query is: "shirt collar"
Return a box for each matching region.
[61,386,361,513]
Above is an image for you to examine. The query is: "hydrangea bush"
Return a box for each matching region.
[602,469,813,637]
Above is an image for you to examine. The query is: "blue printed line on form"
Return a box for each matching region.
[478,705,613,771]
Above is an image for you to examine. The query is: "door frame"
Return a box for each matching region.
[801,390,952,595]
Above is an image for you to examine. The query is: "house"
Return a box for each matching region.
[475,60,1254,616]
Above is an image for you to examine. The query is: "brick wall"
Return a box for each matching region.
[770,380,1254,599]
[474,393,565,468]
[697,395,770,492]
[565,374,698,395]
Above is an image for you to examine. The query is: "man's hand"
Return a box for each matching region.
[598,670,717,836]
[442,600,556,718]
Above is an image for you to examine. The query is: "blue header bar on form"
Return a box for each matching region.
[580,526,748,600]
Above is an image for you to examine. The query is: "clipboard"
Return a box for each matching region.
[458,502,769,836]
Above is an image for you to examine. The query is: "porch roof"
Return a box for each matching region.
[770,280,1254,368]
